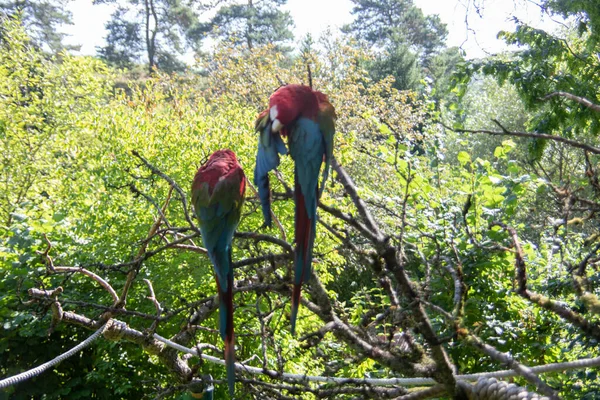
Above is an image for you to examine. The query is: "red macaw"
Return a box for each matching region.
[254,84,336,334]
[191,149,246,396]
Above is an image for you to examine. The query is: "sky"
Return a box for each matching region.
[63,0,565,60]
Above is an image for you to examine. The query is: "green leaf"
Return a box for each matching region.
[457,151,471,166]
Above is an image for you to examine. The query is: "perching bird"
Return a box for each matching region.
[254,84,336,334]
[191,149,246,396]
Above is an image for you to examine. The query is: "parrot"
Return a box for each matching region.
[254,84,336,335]
[191,149,246,396]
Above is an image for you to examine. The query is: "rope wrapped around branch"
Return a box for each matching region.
[458,378,551,400]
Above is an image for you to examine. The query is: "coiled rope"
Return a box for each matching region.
[0,323,106,389]
[458,378,550,400]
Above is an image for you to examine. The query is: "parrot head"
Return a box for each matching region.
[193,149,244,196]
[268,84,319,133]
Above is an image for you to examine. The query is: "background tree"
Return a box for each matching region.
[203,0,293,51]
[343,0,451,91]
[343,0,446,60]
[95,6,144,70]
[453,0,600,158]
[95,0,203,73]
[0,0,76,52]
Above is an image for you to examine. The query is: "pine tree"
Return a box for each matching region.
[205,0,293,51]
[0,0,76,52]
[342,0,449,90]
[95,0,203,73]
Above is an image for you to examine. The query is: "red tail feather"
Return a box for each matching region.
[291,184,315,335]
[290,283,302,335]
[224,331,235,397]
[219,274,235,396]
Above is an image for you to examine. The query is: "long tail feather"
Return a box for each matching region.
[290,283,302,335]
[224,326,235,397]
[291,181,317,335]
[216,255,235,396]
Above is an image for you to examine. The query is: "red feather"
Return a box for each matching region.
[222,273,236,396]
[290,183,315,335]
[269,84,319,124]
[191,149,242,194]
[212,256,236,395]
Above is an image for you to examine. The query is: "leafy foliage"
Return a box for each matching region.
[0,15,114,227]
[453,4,600,140]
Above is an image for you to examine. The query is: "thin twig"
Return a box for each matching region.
[144,279,162,331]
[441,121,600,155]
[37,235,119,303]
[53,267,119,303]
[116,187,173,307]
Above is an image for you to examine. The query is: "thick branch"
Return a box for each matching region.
[328,158,458,393]
[103,319,192,382]
[382,249,457,394]
[332,157,385,242]
[306,275,436,378]
[492,222,600,341]
[541,91,600,113]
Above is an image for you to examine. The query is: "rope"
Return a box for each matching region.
[0,324,106,389]
[153,333,600,387]
[458,378,551,400]
[2,324,598,392]
[153,333,433,386]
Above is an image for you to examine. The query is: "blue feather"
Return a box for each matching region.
[254,123,287,227]
[288,117,325,334]
[289,118,324,220]
[198,204,237,293]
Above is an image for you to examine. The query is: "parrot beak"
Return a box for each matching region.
[272,119,283,132]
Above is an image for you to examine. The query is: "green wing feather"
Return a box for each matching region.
[317,100,336,198]
[192,173,245,292]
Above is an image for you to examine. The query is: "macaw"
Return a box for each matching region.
[254,84,336,335]
[191,149,246,396]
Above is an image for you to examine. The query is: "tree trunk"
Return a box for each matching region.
[246,0,254,50]
[144,0,158,73]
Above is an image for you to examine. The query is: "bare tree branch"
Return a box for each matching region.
[492,222,600,341]
[441,121,600,155]
[541,91,600,113]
